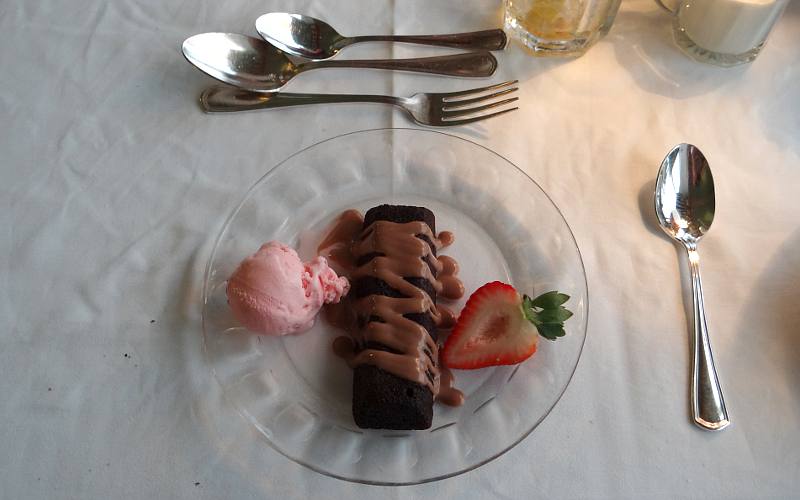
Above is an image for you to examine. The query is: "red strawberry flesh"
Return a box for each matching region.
[442,281,539,369]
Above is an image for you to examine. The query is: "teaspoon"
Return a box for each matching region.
[654,143,730,431]
[182,33,497,93]
[255,12,507,60]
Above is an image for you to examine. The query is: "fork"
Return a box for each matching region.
[199,80,519,126]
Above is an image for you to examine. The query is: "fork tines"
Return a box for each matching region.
[437,80,519,125]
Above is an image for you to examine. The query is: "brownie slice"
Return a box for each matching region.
[352,205,438,430]
[363,204,435,232]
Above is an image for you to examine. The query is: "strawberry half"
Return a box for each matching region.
[442,281,572,369]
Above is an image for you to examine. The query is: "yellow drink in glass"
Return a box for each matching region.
[504,0,621,57]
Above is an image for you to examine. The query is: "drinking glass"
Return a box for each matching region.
[671,0,789,67]
[503,0,622,57]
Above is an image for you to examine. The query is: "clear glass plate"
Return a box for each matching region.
[202,128,588,485]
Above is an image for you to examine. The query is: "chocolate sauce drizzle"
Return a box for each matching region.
[318,209,465,407]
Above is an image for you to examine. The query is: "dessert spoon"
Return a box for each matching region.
[255,12,507,60]
[654,143,730,431]
[182,33,497,93]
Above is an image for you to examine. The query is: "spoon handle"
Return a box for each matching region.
[686,245,730,431]
[303,51,497,77]
[349,29,507,51]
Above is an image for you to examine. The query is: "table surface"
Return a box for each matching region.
[2,0,799,498]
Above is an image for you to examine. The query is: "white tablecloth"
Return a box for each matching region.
[3,0,799,498]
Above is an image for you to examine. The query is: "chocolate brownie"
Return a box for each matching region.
[351,205,439,430]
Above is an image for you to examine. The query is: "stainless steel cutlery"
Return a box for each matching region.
[654,144,730,431]
[200,80,519,126]
[182,33,498,93]
[255,12,506,61]
[182,15,514,125]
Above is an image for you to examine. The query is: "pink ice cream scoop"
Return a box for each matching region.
[226,241,349,336]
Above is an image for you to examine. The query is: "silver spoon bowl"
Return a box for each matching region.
[182,33,498,92]
[255,12,507,61]
[655,143,730,431]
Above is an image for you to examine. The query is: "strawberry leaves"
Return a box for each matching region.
[522,291,572,341]
[529,291,570,309]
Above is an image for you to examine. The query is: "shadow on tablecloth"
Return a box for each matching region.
[732,228,800,419]
[607,5,745,99]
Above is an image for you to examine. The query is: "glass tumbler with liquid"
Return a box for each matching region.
[504,0,621,57]
[672,0,789,67]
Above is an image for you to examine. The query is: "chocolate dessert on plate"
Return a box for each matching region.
[319,204,465,430]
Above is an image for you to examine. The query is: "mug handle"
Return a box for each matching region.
[654,0,677,12]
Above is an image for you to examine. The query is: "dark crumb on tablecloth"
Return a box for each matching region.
[124,353,130,358]
[194,482,200,487]
[150,319,155,324]
[48,387,52,392]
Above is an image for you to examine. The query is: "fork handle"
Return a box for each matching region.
[301,51,497,77]
[349,29,507,51]
[200,87,400,113]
